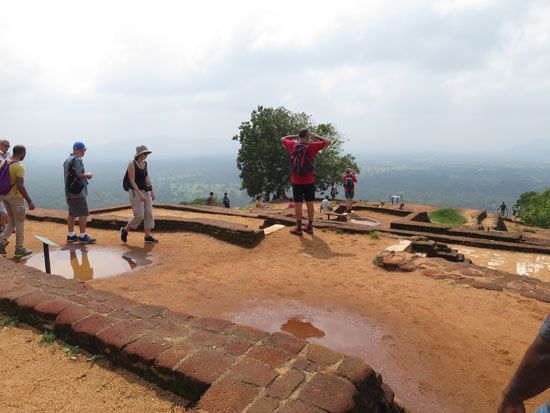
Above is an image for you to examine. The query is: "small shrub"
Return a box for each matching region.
[373,255,383,267]
[336,229,344,235]
[86,354,105,364]
[429,208,467,226]
[63,344,81,360]
[39,331,56,345]
[369,231,380,239]
[0,316,19,327]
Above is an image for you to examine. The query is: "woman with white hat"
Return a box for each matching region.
[120,145,158,244]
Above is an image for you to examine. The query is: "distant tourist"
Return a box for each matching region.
[63,141,96,244]
[0,145,35,257]
[282,129,330,235]
[499,201,508,217]
[207,192,217,206]
[287,198,295,209]
[330,182,338,201]
[343,169,357,213]
[120,145,158,244]
[0,139,11,230]
[222,192,230,208]
[320,195,331,213]
[255,195,266,208]
[498,310,550,413]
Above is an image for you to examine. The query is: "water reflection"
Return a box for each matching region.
[25,245,149,280]
[281,317,326,340]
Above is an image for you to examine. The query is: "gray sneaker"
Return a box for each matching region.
[14,247,32,257]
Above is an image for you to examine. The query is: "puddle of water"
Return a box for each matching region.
[25,246,150,280]
[225,300,453,412]
[453,244,550,282]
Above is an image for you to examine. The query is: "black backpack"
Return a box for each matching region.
[291,141,313,176]
[66,157,85,194]
[345,174,354,190]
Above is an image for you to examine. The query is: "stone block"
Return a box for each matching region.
[190,316,234,333]
[227,324,268,341]
[263,332,306,355]
[128,303,167,319]
[224,339,253,356]
[87,301,113,314]
[228,356,278,387]
[174,348,235,387]
[298,373,358,412]
[71,313,114,348]
[158,310,193,325]
[198,379,260,413]
[303,343,342,366]
[103,296,140,311]
[0,285,38,311]
[14,291,56,313]
[44,287,79,298]
[34,298,73,321]
[188,329,228,348]
[248,345,290,367]
[54,304,92,337]
[84,289,118,302]
[246,396,280,413]
[122,334,173,366]
[267,368,305,399]
[335,355,378,391]
[154,342,195,375]
[96,319,151,354]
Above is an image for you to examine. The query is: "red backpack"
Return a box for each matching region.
[291,141,313,176]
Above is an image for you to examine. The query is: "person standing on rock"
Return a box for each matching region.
[282,129,330,235]
[498,311,550,413]
[120,145,158,244]
[343,169,357,213]
[223,192,230,208]
[0,145,35,257]
[63,141,96,244]
[207,192,217,206]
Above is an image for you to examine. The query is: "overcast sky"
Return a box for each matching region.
[1,0,549,159]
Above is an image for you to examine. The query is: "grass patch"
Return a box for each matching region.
[373,255,383,267]
[63,344,81,360]
[335,229,344,235]
[428,208,467,226]
[38,331,56,345]
[0,316,20,327]
[369,231,380,239]
[522,227,536,233]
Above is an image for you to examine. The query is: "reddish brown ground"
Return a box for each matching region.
[1,209,550,412]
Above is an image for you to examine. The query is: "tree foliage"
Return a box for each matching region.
[232,106,359,198]
[515,189,550,228]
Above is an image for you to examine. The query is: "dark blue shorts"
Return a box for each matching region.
[292,183,315,203]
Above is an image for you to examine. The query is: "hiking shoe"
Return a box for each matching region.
[67,235,79,243]
[0,242,7,255]
[79,234,96,244]
[14,247,32,257]
[304,226,314,235]
[289,227,303,236]
[144,236,159,244]
[120,227,128,243]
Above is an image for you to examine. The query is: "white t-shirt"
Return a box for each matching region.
[321,198,331,212]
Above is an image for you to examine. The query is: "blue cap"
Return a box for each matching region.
[73,141,86,150]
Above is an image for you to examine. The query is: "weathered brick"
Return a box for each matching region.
[83,289,118,302]
[267,369,305,399]
[198,379,260,413]
[43,287,79,298]
[174,348,235,386]
[123,334,173,366]
[188,329,228,348]
[70,294,89,305]
[71,313,114,347]
[227,324,268,341]
[128,303,167,319]
[34,298,73,321]
[224,339,253,356]
[96,319,151,353]
[278,400,325,413]
[335,356,378,392]
[303,343,342,366]
[246,396,280,413]
[190,316,234,333]
[298,373,358,412]
[103,296,140,311]
[0,285,39,310]
[228,356,278,387]
[159,310,193,325]
[87,301,112,315]
[54,304,92,335]
[151,322,190,342]
[248,345,289,367]
[154,342,195,374]
[263,332,306,355]
[14,291,56,312]
[42,276,72,288]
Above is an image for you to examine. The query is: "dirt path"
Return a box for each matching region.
[5,219,550,412]
[0,320,187,412]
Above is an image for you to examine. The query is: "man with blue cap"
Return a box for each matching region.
[63,141,96,244]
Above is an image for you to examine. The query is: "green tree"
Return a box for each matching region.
[516,189,550,228]
[233,106,359,198]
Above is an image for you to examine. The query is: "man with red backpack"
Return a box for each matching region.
[282,129,330,235]
[342,169,357,213]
